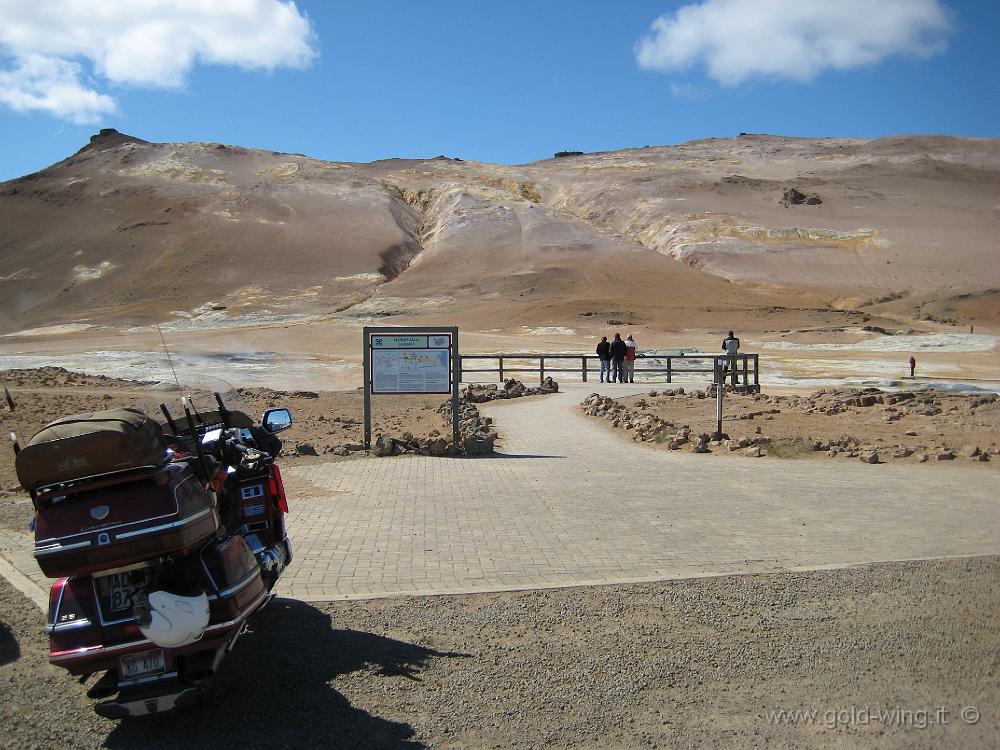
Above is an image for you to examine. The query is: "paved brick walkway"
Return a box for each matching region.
[274,383,999,600]
[3,382,998,606]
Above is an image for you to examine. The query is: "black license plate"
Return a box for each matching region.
[96,569,152,614]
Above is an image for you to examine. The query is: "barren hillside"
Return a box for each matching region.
[1,130,998,337]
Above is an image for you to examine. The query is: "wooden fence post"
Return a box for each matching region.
[581,356,587,382]
[499,357,504,382]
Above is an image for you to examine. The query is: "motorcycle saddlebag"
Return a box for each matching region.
[16,408,166,492]
[33,463,219,578]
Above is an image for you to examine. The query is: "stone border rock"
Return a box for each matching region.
[463,377,559,403]
[580,391,769,457]
[581,388,999,464]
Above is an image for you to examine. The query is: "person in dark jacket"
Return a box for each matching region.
[596,336,612,382]
[609,333,628,383]
[721,330,740,386]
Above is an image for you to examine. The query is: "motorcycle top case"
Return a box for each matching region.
[33,462,220,578]
[16,408,166,492]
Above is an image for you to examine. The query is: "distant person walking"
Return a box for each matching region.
[596,336,612,383]
[909,356,916,378]
[624,335,637,383]
[722,330,740,386]
[610,333,627,383]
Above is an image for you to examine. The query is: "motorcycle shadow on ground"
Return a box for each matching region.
[103,597,469,749]
[0,621,19,666]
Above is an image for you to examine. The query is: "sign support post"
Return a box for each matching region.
[362,326,460,450]
[714,356,724,438]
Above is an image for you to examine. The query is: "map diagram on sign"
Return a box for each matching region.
[372,348,451,393]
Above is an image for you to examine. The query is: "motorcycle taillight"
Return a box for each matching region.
[269,463,288,514]
[47,578,68,629]
[48,577,95,634]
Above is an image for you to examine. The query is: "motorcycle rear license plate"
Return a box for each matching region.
[97,570,151,613]
[120,649,165,679]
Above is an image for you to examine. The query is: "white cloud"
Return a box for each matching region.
[636,0,951,85]
[0,54,118,123]
[0,0,317,123]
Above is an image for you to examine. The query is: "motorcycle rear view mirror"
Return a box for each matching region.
[262,408,293,434]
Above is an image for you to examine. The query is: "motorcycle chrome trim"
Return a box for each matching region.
[49,589,269,663]
[206,567,260,601]
[35,538,92,555]
[114,506,215,540]
[50,644,103,660]
[48,577,67,627]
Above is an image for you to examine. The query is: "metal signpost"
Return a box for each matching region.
[363,326,460,449]
[713,356,725,438]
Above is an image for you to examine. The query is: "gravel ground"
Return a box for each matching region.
[2,556,998,749]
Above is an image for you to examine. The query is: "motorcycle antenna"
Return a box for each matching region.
[156,323,182,392]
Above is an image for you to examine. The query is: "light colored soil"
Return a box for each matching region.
[1,556,997,748]
[586,386,1000,466]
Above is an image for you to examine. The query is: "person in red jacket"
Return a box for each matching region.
[908,356,916,378]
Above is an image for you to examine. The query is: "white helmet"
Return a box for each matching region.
[138,590,210,648]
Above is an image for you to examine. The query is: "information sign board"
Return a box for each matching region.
[363,326,460,448]
[369,332,454,395]
[372,347,451,394]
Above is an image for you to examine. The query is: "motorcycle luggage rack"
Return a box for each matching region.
[34,465,168,504]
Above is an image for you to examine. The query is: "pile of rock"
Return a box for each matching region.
[436,397,499,455]
[462,377,558,403]
[372,430,466,457]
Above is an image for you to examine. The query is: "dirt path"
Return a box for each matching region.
[1,557,997,749]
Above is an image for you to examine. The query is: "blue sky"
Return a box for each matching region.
[0,0,997,181]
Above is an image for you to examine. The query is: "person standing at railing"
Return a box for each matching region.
[722,330,740,386]
[624,335,637,383]
[610,333,627,383]
[596,336,612,383]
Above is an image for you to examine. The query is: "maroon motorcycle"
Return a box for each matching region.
[11,378,293,718]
